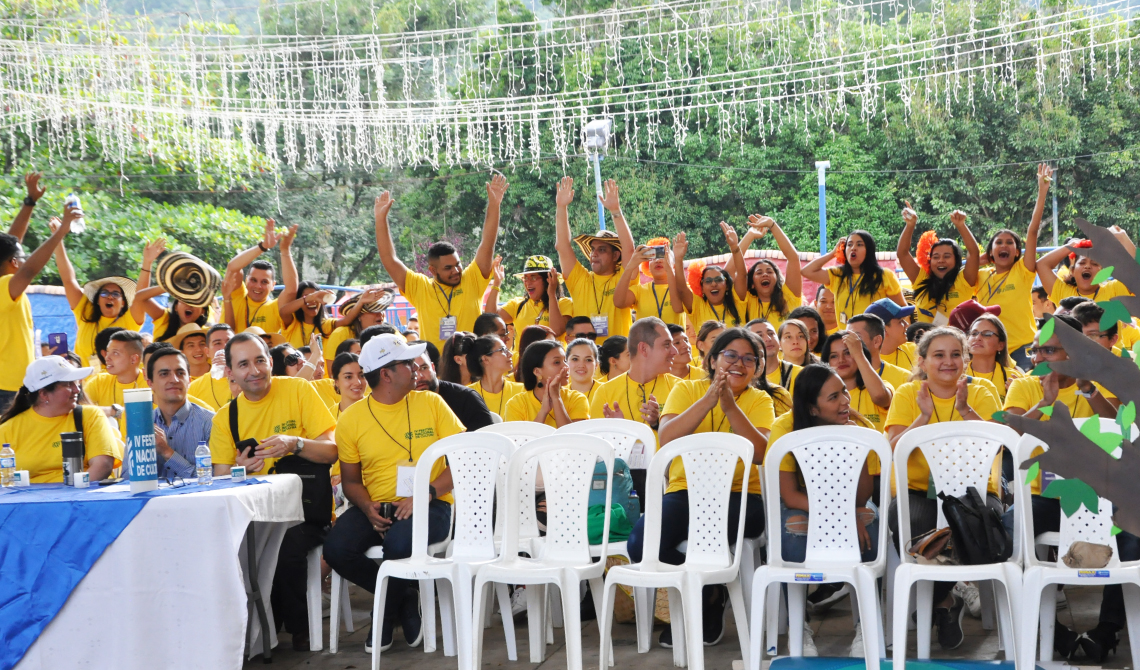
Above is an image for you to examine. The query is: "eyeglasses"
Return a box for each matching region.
[719,350,758,367]
[491,346,511,356]
[702,276,727,285]
[163,474,188,489]
[968,331,999,340]
[98,290,124,299]
[1028,346,1064,357]
[574,332,598,341]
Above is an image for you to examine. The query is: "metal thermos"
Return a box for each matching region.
[60,431,84,486]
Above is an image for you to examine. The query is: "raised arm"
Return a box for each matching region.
[7,173,44,242]
[335,287,383,328]
[11,205,76,300]
[225,218,279,277]
[725,227,760,278]
[1035,246,1069,295]
[546,270,568,336]
[896,202,921,283]
[277,224,300,324]
[614,246,647,309]
[475,174,509,277]
[951,209,981,286]
[278,289,335,321]
[1023,163,1052,274]
[484,256,504,314]
[755,215,803,298]
[669,232,694,314]
[131,238,168,323]
[599,179,634,267]
[49,218,84,309]
[554,177,578,276]
[373,191,409,291]
[221,270,240,329]
[802,240,840,286]
[721,222,749,300]
[844,332,893,408]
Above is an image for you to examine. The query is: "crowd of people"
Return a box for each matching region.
[1,163,1137,661]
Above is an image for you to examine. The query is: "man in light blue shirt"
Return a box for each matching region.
[147,347,213,480]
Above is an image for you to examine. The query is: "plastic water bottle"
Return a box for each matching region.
[0,443,14,488]
[195,441,213,486]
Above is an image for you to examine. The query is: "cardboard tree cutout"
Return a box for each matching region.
[1000,218,1140,537]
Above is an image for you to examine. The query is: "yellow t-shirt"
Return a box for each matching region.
[209,376,336,472]
[0,275,34,392]
[588,372,679,444]
[1118,320,1140,350]
[975,262,1037,351]
[230,283,282,335]
[767,384,793,418]
[1048,277,1132,306]
[744,284,802,330]
[565,263,632,345]
[878,361,911,392]
[676,364,706,381]
[335,392,463,504]
[467,379,525,417]
[0,406,122,483]
[85,371,146,436]
[310,377,340,408]
[503,296,575,349]
[503,387,590,426]
[323,326,358,373]
[766,361,802,394]
[768,410,877,473]
[688,293,748,330]
[660,379,775,495]
[403,263,491,350]
[966,363,1024,403]
[885,380,1001,495]
[850,383,894,433]
[631,282,685,328]
[911,269,974,323]
[1003,376,1100,494]
[72,297,143,367]
[882,342,917,370]
[282,318,335,349]
[827,268,903,325]
[188,374,233,411]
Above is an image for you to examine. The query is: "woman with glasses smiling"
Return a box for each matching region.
[965,314,1023,403]
[465,334,523,417]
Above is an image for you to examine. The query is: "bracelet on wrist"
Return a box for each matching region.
[23,196,36,207]
[257,242,268,252]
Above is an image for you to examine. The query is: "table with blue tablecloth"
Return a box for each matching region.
[0,474,303,670]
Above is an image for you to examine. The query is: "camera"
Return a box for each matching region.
[649,245,667,259]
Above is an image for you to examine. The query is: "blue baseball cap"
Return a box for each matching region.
[865,298,916,323]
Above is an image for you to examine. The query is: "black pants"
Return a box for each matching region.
[271,521,328,636]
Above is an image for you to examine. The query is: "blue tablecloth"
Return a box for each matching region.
[0,478,267,670]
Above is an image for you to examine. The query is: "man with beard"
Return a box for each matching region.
[146,348,213,480]
[413,344,493,431]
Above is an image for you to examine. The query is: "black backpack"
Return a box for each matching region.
[938,486,1012,565]
[229,400,332,527]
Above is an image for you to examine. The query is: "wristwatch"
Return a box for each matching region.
[1075,385,1096,399]
[294,437,305,454]
[110,404,123,419]
[428,485,437,501]
[23,196,36,207]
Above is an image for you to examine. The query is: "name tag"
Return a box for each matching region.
[1079,569,1111,578]
[627,439,648,469]
[439,316,457,341]
[396,465,416,498]
[794,573,824,582]
[591,314,609,338]
[933,311,949,327]
[839,312,849,325]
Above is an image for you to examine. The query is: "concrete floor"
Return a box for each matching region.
[247,583,1134,669]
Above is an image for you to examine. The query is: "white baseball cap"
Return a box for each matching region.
[360,334,427,374]
[24,356,93,392]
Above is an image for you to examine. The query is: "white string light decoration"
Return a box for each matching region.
[0,0,1133,178]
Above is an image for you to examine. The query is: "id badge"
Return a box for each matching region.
[839,312,849,325]
[439,316,457,341]
[933,311,950,327]
[627,439,648,469]
[590,314,609,338]
[396,465,416,498]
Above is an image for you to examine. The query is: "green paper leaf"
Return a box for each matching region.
[1039,317,1055,343]
[1098,300,1133,331]
[1040,405,1055,417]
[1124,348,1134,361]
[1041,478,1101,517]
[992,410,1008,423]
[1024,462,1040,485]
[1093,266,1115,284]
[1119,402,1137,436]
[1031,362,1052,376]
[1112,525,1123,536]
[1135,247,1140,265]
[1080,416,1123,454]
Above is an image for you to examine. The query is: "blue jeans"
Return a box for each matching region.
[627,490,765,564]
[323,501,452,619]
[780,502,879,564]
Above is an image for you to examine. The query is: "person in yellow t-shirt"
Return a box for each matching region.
[1037,227,1137,309]
[85,330,147,436]
[326,352,367,419]
[812,285,841,336]
[0,356,119,482]
[188,324,235,411]
[965,314,1024,402]
[671,225,749,330]
[375,177,507,350]
[614,240,686,328]
[665,324,703,381]
[323,333,461,649]
[802,230,906,328]
[220,219,290,335]
[767,364,879,567]
[749,318,802,393]
[862,299,917,370]
[974,164,1051,367]
[0,189,75,405]
[208,332,338,648]
[55,262,142,369]
[503,340,589,427]
[324,288,395,373]
[166,324,212,379]
[846,314,913,392]
[565,338,602,403]
[590,318,679,438]
[729,216,804,330]
[896,206,981,324]
[277,229,339,348]
[777,318,818,369]
[465,335,524,418]
[598,336,631,383]
[1071,301,1128,356]
[633,327,772,647]
[131,238,212,343]
[821,330,895,433]
[883,328,1001,638]
[554,177,634,344]
[486,255,572,343]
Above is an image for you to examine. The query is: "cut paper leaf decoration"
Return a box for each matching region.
[1040,406,1055,417]
[1079,416,1123,457]
[992,410,1008,423]
[1119,402,1137,437]
[1113,526,1124,536]
[1031,362,1053,377]
[1039,318,1056,343]
[1042,478,1101,517]
[1093,266,1115,285]
[1098,300,1134,332]
[1024,462,1041,486]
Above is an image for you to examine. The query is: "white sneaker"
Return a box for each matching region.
[954,582,982,619]
[801,622,819,657]
[849,621,864,657]
[510,587,528,617]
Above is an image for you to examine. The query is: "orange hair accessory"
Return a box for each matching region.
[915,230,938,272]
[687,259,708,298]
[1068,239,1093,263]
[834,238,846,263]
[640,237,671,276]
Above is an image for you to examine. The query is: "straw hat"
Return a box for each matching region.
[167,323,210,350]
[572,230,622,259]
[513,255,557,279]
[156,251,222,308]
[81,276,137,306]
[244,326,287,347]
[340,288,396,316]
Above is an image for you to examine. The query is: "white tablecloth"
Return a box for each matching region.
[16,475,303,670]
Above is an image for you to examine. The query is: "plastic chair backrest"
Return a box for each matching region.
[893,421,1020,551]
[408,432,515,561]
[500,433,614,565]
[764,425,892,567]
[639,433,753,571]
[556,418,657,465]
[489,412,503,424]
[479,421,555,541]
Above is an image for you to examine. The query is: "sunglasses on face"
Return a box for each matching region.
[576,332,598,341]
[968,331,999,339]
[283,353,302,367]
[702,276,726,285]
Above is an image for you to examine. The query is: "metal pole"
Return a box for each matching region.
[815,161,831,254]
[1052,167,1059,247]
[593,153,606,231]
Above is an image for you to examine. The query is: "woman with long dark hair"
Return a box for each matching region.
[466,335,523,417]
[131,238,213,343]
[965,314,1023,403]
[439,331,477,385]
[565,338,601,401]
[777,319,819,368]
[279,280,337,348]
[670,226,747,329]
[897,205,980,324]
[598,335,630,382]
[328,352,367,419]
[726,215,803,329]
[502,339,589,427]
[787,305,828,355]
[512,325,556,381]
[803,230,906,328]
[820,330,893,432]
[486,255,571,344]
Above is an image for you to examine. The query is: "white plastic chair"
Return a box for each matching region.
[598,433,754,670]
[748,426,891,669]
[473,433,615,670]
[368,432,514,670]
[891,421,1022,669]
[1015,420,1140,669]
[306,546,354,651]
